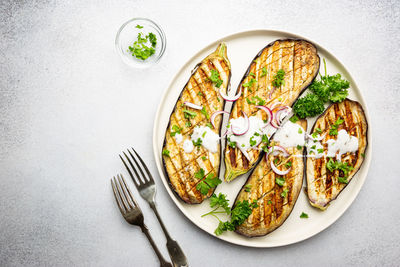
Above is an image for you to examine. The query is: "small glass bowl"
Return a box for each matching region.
[115,18,166,68]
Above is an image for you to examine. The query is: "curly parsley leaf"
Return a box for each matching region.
[272,69,285,87]
[210,69,223,88]
[162,149,170,157]
[293,93,325,119]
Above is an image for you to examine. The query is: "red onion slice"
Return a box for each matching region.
[270,161,291,176]
[231,111,249,136]
[210,110,229,128]
[184,102,202,110]
[271,106,291,128]
[266,145,290,160]
[255,105,272,126]
[219,87,242,102]
[269,101,282,110]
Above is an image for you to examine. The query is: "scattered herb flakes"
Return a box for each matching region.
[128,30,157,60]
[201,107,210,119]
[289,115,299,123]
[135,24,144,29]
[210,69,223,88]
[272,69,285,87]
[196,172,222,195]
[300,212,309,219]
[260,67,268,77]
[326,158,354,184]
[243,78,257,88]
[170,125,182,137]
[193,138,203,147]
[275,177,285,187]
[162,149,170,157]
[329,117,344,136]
[183,109,197,119]
[280,188,289,198]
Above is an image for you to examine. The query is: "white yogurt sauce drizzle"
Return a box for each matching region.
[190,126,220,153]
[227,116,267,152]
[273,121,306,147]
[174,133,183,144]
[326,129,359,160]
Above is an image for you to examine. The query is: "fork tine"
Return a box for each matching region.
[120,153,141,186]
[118,174,140,207]
[131,147,153,182]
[113,176,130,212]
[111,177,126,214]
[117,174,134,208]
[127,148,149,183]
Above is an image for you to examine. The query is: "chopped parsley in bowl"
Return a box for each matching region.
[115,18,166,68]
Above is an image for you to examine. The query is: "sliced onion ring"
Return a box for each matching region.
[255,105,272,126]
[266,145,290,159]
[184,102,202,110]
[270,161,291,176]
[231,111,249,136]
[271,106,291,128]
[219,87,242,102]
[210,110,229,128]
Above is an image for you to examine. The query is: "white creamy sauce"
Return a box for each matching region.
[273,121,306,147]
[326,129,359,160]
[190,126,220,153]
[306,140,324,159]
[174,133,183,144]
[182,139,194,153]
[228,116,266,152]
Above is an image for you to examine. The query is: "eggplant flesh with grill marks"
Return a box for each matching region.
[224,39,320,182]
[162,44,231,204]
[306,99,368,210]
[235,119,307,237]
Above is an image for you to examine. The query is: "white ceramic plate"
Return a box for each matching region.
[152,30,371,247]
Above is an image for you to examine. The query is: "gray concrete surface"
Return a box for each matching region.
[1,0,399,266]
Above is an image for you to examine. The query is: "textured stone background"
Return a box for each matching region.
[1,0,399,266]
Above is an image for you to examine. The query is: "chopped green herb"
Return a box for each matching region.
[329,117,344,136]
[309,59,350,103]
[317,148,324,154]
[262,134,269,144]
[300,212,309,219]
[315,127,322,134]
[135,24,143,29]
[244,184,252,192]
[326,158,354,184]
[285,161,292,168]
[170,125,182,137]
[253,96,265,106]
[297,145,302,150]
[201,156,207,160]
[183,109,197,119]
[201,107,210,119]
[249,136,257,147]
[311,145,316,150]
[197,91,203,96]
[262,145,269,153]
[293,93,325,119]
[193,138,202,147]
[227,138,237,148]
[361,153,365,158]
[281,188,289,198]
[311,132,319,139]
[243,78,257,88]
[267,200,272,205]
[246,97,256,105]
[254,132,260,136]
[289,115,299,123]
[210,69,223,88]
[185,121,191,128]
[196,172,222,195]
[272,69,285,87]
[162,149,170,157]
[260,67,268,77]
[128,31,157,60]
[206,122,214,129]
[276,177,285,187]
[249,72,256,77]
[298,128,303,134]
[202,131,207,138]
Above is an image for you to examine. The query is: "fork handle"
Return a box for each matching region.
[140,224,172,267]
[150,203,188,267]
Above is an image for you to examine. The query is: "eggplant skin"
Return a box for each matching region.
[234,120,307,237]
[306,99,368,210]
[161,43,231,204]
[224,38,320,182]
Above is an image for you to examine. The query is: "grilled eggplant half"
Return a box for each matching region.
[162,43,231,204]
[306,99,368,210]
[224,39,320,182]
[235,119,307,237]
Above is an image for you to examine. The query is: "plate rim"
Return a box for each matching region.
[152,29,372,248]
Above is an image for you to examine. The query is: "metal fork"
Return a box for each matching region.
[111,174,172,267]
[120,148,188,267]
